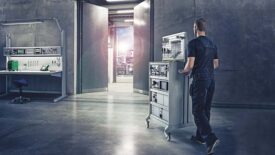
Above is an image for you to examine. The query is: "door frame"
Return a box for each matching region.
[76,0,83,94]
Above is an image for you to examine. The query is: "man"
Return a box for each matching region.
[180,18,220,154]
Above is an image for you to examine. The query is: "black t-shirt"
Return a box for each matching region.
[188,36,218,79]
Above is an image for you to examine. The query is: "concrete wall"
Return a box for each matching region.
[154,0,275,106]
[0,0,75,94]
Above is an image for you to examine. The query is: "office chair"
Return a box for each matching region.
[10,79,31,104]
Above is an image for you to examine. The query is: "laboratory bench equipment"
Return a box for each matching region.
[0,18,67,102]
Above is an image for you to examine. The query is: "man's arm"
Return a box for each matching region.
[214,59,219,69]
[181,57,195,75]
[180,40,195,75]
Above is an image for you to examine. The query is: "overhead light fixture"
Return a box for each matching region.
[106,0,126,2]
[1,19,44,26]
[117,10,134,14]
[124,19,134,23]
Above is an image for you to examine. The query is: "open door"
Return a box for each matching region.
[133,0,152,94]
[77,2,108,93]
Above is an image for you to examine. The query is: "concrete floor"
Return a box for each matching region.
[116,75,134,83]
[0,82,274,155]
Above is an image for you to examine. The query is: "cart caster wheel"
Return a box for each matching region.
[146,121,150,128]
[166,133,171,141]
[145,117,150,128]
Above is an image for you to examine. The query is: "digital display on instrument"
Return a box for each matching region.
[34,48,42,54]
[3,46,61,56]
[17,49,25,54]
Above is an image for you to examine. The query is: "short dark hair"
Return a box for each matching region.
[195,18,206,31]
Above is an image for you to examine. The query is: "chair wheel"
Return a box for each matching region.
[23,98,30,102]
[10,97,30,104]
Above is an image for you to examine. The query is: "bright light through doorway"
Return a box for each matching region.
[115,27,134,87]
[118,42,130,54]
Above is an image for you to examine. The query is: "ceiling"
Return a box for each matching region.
[85,0,144,27]
[86,0,142,6]
[104,0,143,27]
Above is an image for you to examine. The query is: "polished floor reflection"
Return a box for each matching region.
[0,83,274,155]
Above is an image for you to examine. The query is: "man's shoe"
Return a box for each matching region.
[207,137,220,154]
[191,135,206,144]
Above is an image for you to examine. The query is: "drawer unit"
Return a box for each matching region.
[151,92,158,103]
[152,106,160,117]
[163,95,169,107]
[146,61,193,141]
[157,93,164,105]
[151,106,169,122]
[162,109,169,121]
[160,81,168,91]
[151,79,168,91]
[151,91,165,105]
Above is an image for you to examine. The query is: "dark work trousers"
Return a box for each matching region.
[190,78,215,139]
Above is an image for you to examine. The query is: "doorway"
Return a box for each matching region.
[76,0,151,94]
[115,27,134,83]
[107,1,139,93]
[109,27,134,92]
